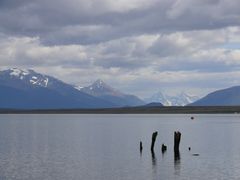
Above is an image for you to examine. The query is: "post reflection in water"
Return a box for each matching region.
[151,150,157,176]
[151,150,156,166]
[174,150,181,175]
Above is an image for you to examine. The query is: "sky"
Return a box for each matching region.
[0,0,240,98]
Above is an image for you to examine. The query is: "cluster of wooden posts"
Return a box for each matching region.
[140,131,181,155]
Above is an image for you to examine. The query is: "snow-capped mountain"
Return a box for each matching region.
[81,79,123,97]
[0,68,145,109]
[176,92,200,106]
[145,91,199,106]
[0,68,50,89]
[0,68,115,109]
[80,79,145,107]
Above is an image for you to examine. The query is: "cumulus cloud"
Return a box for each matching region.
[0,0,240,97]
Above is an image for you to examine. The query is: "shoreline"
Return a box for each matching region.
[1,106,240,114]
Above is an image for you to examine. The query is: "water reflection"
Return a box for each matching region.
[174,151,181,175]
[151,150,156,167]
[2,114,240,180]
[150,150,158,179]
[161,150,166,159]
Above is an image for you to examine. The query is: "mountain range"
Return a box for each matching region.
[189,86,240,106]
[0,68,144,109]
[145,91,199,106]
[1,68,240,109]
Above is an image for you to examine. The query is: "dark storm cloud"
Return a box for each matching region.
[0,0,240,45]
[0,0,31,9]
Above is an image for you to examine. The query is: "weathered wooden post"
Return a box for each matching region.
[140,141,143,152]
[174,131,181,153]
[161,144,167,153]
[151,131,158,152]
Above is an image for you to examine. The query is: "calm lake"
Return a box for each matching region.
[0,114,240,179]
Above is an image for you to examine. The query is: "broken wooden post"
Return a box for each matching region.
[161,144,167,153]
[151,131,158,152]
[174,131,181,153]
[140,141,143,152]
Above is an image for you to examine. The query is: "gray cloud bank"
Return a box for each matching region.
[1,0,240,44]
[0,0,240,97]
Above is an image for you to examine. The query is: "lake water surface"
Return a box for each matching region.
[0,114,240,179]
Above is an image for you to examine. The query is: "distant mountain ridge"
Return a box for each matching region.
[3,68,240,109]
[80,79,145,107]
[81,79,122,97]
[189,86,240,106]
[0,68,145,109]
[0,68,115,109]
[145,91,199,106]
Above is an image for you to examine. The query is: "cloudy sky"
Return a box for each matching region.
[0,0,240,98]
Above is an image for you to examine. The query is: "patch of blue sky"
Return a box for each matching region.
[221,43,240,49]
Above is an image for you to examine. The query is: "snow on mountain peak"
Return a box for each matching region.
[95,79,103,84]
[29,76,49,87]
[92,79,105,88]
[80,79,123,97]
[6,68,49,87]
[89,79,113,91]
[9,68,30,77]
[74,85,83,91]
[146,91,199,106]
